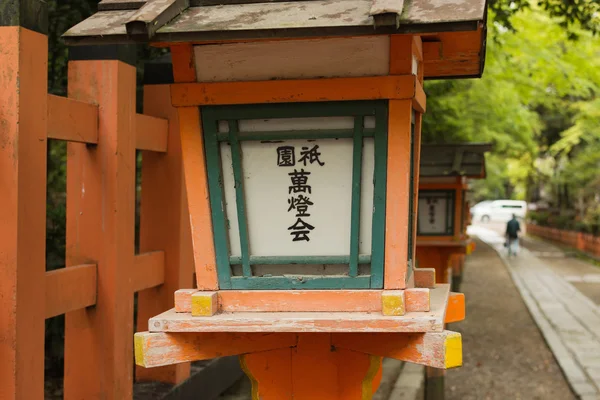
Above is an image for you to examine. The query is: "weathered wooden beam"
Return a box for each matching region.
[125,0,189,39]
[135,113,168,152]
[134,332,297,368]
[98,0,146,11]
[332,331,462,369]
[132,251,165,292]
[170,75,417,106]
[47,94,99,144]
[45,264,97,319]
[413,79,427,113]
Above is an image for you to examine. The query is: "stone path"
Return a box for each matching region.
[471,225,600,400]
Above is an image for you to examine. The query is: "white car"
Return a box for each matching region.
[471,200,527,223]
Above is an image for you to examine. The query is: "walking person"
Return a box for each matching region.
[505,213,521,256]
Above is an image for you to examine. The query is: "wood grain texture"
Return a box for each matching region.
[194,36,389,82]
[170,75,417,106]
[45,264,97,318]
[64,57,136,399]
[332,330,462,369]
[135,84,194,384]
[384,100,412,289]
[135,332,296,368]
[0,27,47,400]
[405,288,430,312]
[179,107,219,290]
[47,94,98,143]
[174,289,197,312]
[135,113,168,152]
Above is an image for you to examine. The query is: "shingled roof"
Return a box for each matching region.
[420,143,492,179]
[64,0,487,43]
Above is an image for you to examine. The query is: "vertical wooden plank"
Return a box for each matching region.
[292,334,338,399]
[0,26,47,400]
[179,106,220,290]
[389,35,413,75]
[170,44,196,83]
[65,54,136,399]
[241,348,294,400]
[454,178,463,238]
[384,100,412,289]
[135,84,194,383]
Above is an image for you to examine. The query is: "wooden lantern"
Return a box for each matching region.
[64,1,487,398]
[416,143,491,287]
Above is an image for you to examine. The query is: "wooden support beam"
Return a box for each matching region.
[413,79,426,113]
[65,54,137,399]
[171,75,417,106]
[47,94,99,143]
[332,331,462,369]
[45,264,97,319]
[0,26,47,400]
[135,113,168,152]
[175,290,385,313]
[135,332,297,368]
[132,251,165,292]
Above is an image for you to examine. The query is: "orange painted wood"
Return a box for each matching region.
[175,290,384,313]
[47,94,99,143]
[405,288,430,312]
[170,44,196,82]
[135,332,297,368]
[174,289,197,312]
[414,268,436,289]
[445,292,465,324]
[45,264,97,318]
[423,29,484,78]
[384,100,413,289]
[241,348,294,399]
[0,26,47,400]
[241,334,383,399]
[389,35,413,75]
[413,79,426,113]
[170,75,417,106]
[135,84,195,383]
[416,246,465,284]
[179,107,219,290]
[65,58,137,400]
[332,331,460,369]
[132,251,165,292]
[135,113,168,152]
[336,348,383,399]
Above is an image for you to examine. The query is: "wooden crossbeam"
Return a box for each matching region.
[135,332,297,368]
[135,113,168,152]
[170,75,417,106]
[332,331,462,369]
[47,94,98,144]
[45,264,97,319]
[132,251,165,292]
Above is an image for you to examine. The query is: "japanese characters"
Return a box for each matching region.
[276,144,325,242]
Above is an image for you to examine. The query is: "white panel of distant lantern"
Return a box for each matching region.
[241,139,355,256]
[219,143,242,257]
[418,195,449,234]
[359,138,374,255]
[238,116,354,133]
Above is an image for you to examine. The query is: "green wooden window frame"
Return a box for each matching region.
[417,190,455,237]
[201,101,388,290]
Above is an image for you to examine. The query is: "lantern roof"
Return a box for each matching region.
[420,143,492,179]
[63,0,488,79]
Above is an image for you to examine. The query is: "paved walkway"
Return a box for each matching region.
[471,225,600,400]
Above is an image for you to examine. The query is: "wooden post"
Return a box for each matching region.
[0,2,48,397]
[135,74,194,382]
[65,45,137,399]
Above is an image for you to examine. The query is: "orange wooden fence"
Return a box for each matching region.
[527,224,600,258]
[0,26,192,399]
